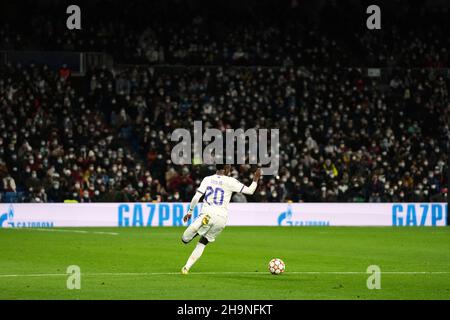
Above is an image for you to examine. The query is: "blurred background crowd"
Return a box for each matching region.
[0,0,448,203]
[1,0,448,67]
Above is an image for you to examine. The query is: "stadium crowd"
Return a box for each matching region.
[0,0,448,68]
[0,61,448,203]
[0,0,448,203]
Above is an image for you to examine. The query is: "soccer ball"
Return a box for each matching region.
[268,258,285,275]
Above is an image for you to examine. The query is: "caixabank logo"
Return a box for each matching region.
[0,205,15,228]
[278,205,330,226]
[0,204,54,228]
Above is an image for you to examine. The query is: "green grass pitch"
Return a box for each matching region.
[0,226,449,300]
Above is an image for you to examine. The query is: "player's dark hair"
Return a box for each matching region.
[215,164,226,171]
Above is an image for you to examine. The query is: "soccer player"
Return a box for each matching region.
[181,165,262,274]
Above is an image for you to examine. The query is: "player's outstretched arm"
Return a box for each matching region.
[183,190,203,223]
[240,168,262,195]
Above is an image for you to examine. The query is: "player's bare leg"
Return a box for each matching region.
[181,236,209,274]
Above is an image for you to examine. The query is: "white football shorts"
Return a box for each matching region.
[183,212,228,243]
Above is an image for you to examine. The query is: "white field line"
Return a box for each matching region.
[13,228,119,235]
[0,271,449,278]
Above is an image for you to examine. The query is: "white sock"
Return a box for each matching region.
[184,242,206,270]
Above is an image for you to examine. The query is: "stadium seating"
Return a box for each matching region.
[0,0,447,203]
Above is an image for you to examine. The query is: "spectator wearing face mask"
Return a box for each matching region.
[368,175,384,202]
[323,159,338,179]
[2,173,16,193]
[48,181,64,202]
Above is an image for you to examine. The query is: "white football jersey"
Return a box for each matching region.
[197,174,245,217]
